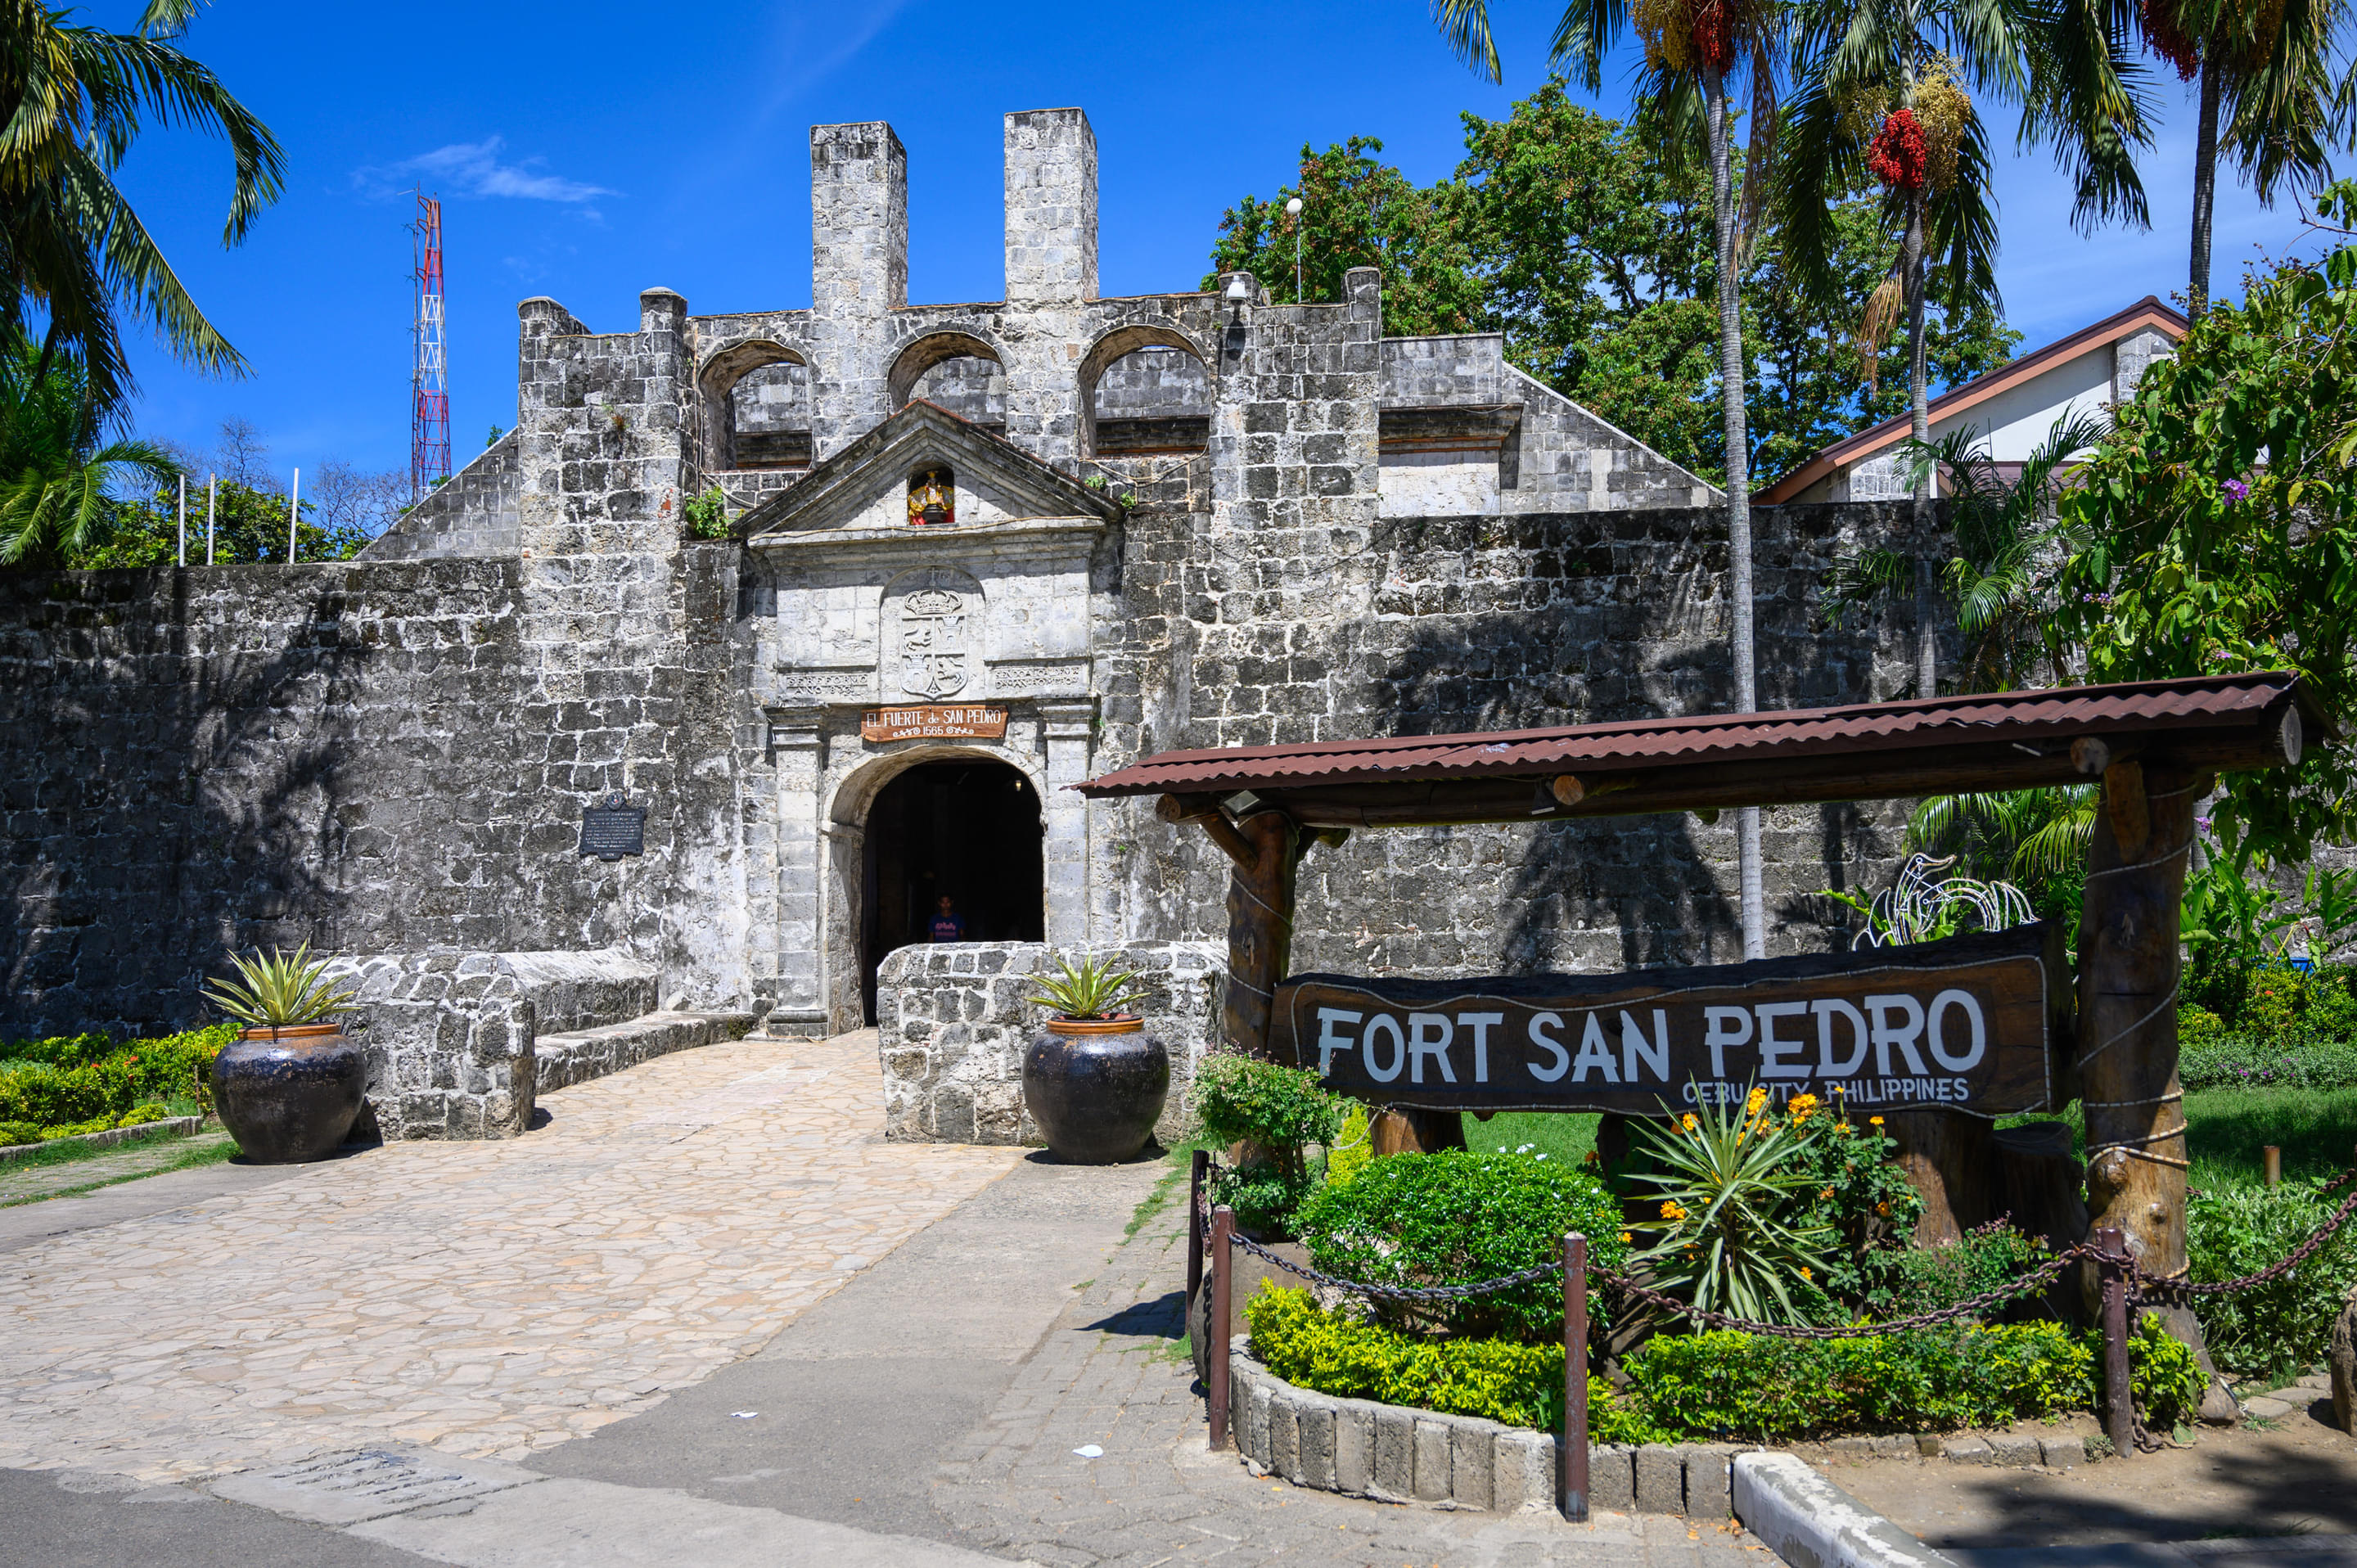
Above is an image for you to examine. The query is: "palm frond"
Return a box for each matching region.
[1431,0,1502,83]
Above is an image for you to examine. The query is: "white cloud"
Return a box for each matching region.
[355,137,618,208]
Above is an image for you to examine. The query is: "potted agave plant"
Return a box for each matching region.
[203,943,366,1163]
[1021,953,1168,1164]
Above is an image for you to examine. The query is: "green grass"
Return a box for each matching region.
[0,1129,238,1207]
[0,1106,209,1170]
[1126,1163,1187,1238]
[2183,1086,2357,1192]
[1465,1111,1600,1169]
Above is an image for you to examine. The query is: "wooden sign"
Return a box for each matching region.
[860,705,1009,743]
[1268,924,2066,1118]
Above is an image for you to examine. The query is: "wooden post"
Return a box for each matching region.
[1208,1204,1235,1449]
[1561,1232,1589,1522]
[1885,1111,1997,1246]
[2096,1224,2136,1455]
[2263,1145,2282,1187]
[1222,810,1299,1059]
[1187,1147,1209,1305]
[2079,765,2197,1304]
[1371,1106,1469,1156]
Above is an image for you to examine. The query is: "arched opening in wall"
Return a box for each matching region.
[859,757,1043,1022]
[699,341,811,471]
[890,332,1005,433]
[1081,326,1210,457]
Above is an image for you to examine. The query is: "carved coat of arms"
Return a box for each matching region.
[898,587,969,698]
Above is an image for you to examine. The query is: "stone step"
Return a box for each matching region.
[534,1011,759,1096]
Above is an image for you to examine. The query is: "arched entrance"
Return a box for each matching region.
[859,757,1044,1022]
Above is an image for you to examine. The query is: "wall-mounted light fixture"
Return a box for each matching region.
[1224,274,1251,322]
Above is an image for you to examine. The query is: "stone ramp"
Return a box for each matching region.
[532,1010,762,1095]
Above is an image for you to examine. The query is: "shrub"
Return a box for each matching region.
[2187,1177,2357,1380]
[1325,1104,1372,1187]
[2127,1313,2207,1430]
[2244,969,2306,1042]
[0,1024,234,1132]
[1788,1102,1924,1306]
[1296,1149,1627,1341]
[2181,1034,2357,1090]
[1868,1219,2054,1320]
[1244,1286,1661,1440]
[1623,1088,1838,1324]
[1197,1053,1350,1232]
[2178,1005,2228,1048]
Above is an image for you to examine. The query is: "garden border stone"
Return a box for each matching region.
[1228,1344,1751,1516]
[1733,1452,1961,1568]
[0,1115,204,1163]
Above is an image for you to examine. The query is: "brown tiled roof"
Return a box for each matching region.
[1076,674,2314,821]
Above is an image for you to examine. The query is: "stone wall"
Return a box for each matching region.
[876,941,1224,1146]
[363,430,525,561]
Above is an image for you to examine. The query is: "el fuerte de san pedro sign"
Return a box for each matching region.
[1267,925,2066,1118]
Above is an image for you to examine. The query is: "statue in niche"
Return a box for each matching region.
[899,586,969,697]
[907,466,953,527]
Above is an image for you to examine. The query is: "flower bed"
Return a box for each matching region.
[0,1025,235,1145]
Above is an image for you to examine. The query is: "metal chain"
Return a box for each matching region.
[1228,1228,1561,1303]
[1596,1248,2096,1340]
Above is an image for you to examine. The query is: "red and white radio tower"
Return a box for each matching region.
[409,189,451,501]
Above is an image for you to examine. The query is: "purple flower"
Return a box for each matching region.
[2224,479,2250,502]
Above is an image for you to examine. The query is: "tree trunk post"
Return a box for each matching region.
[1223,810,1299,1059]
[1887,1111,1997,1246]
[2079,764,2199,1302]
[1370,1106,1467,1156]
[1208,1204,1235,1449]
[1561,1231,1590,1523]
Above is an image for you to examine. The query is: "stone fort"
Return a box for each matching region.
[0,109,1928,1139]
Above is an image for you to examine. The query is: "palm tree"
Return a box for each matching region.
[1777,0,2148,697]
[0,0,284,415]
[1435,0,1784,959]
[1825,408,2106,692]
[2138,0,2357,318]
[0,330,178,565]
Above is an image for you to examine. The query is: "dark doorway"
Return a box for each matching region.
[860,759,1044,1023]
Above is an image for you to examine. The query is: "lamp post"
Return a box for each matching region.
[1285,196,1303,302]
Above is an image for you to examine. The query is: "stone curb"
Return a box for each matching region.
[0,1115,205,1164]
[1733,1451,1960,1568]
[1228,1345,1746,1516]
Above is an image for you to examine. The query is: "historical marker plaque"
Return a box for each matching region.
[1267,924,2066,1118]
[579,792,647,861]
[861,705,1009,743]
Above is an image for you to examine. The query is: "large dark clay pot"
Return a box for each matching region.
[1023,1018,1169,1164]
[211,1024,367,1163]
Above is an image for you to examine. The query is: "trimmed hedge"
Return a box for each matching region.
[0,1025,236,1140]
[1244,1286,1659,1440]
[1245,1287,2208,1440]
[2179,1031,2357,1091]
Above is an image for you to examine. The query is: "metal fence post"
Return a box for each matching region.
[1187,1149,1209,1307]
[1209,1204,1235,1450]
[1561,1231,1589,1522]
[2095,1224,2135,1456]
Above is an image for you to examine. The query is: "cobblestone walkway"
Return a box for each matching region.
[0,1034,1020,1485]
[932,1204,1772,1566]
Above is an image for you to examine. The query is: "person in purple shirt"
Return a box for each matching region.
[929,894,966,943]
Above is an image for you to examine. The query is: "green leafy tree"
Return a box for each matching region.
[77,473,369,565]
[0,0,285,415]
[1203,136,1482,332]
[0,331,174,565]
[2053,185,2357,867]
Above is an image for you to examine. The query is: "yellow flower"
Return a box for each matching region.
[1820,1187,1836,1199]
[1746,1087,1769,1115]
[1620,1232,1634,1245]
[1660,1200,1688,1221]
[1800,1266,1813,1280]
[1869,1115,1885,1126]
[1681,1113,1698,1133]
[1788,1093,1820,1123]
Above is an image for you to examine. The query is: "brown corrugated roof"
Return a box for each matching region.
[1076,674,2309,804]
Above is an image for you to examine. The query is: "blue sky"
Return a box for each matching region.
[111,0,2330,482]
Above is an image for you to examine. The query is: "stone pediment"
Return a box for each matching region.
[742,400,1122,550]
